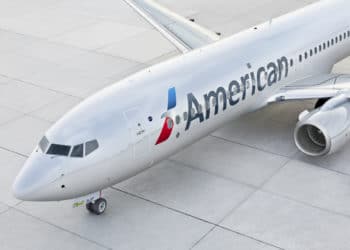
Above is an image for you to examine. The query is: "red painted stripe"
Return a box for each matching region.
[155,117,174,145]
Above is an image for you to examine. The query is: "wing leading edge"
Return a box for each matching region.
[122,0,220,53]
[268,74,350,103]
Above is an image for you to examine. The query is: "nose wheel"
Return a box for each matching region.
[86,198,107,215]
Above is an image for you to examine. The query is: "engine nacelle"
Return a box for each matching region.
[294,94,350,156]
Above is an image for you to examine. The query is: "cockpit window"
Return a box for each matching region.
[71,144,84,158]
[85,140,99,156]
[47,144,71,156]
[39,136,49,153]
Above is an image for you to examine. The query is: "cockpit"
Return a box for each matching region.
[38,136,99,158]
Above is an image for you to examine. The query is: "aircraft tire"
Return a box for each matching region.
[89,198,107,215]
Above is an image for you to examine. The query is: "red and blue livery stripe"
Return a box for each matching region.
[156,87,176,145]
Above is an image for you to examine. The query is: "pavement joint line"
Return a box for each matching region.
[315,165,350,178]
[289,150,350,178]
[189,188,260,250]
[106,63,148,82]
[41,23,150,67]
[217,156,292,222]
[219,0,291,27]
[0,25,150,67]
[10,206,112,250]
[93,28,153,52]
[26,94,74,115]
[145,50,180,66]
[0,111,54,129]
[0,113,27,128]
[0,201,11,215]
[261,188,350,222]
[0,73,81,99]
[209,134,293,158]
[188,225,216,250]
[0,146,28,158]
[27,113,58,124]
[258,157,292,189]
[216,223,285,250]
[0,103,26,114]
[167,158,259,190]
[194,160,290,250]
[0,207,12,216]
[187,157,293,250]
[47,19,102,40]
[112,187,284,250]
[24,94,82,123]
[92,48,149,66]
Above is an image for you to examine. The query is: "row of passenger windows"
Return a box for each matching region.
[162,30,350,131]
[39,136,99,157]
[299,31,350,62]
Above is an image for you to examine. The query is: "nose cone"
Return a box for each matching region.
[13,152,62,201]
[12,175,31,201]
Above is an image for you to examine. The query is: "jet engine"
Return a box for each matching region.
[294,94,350,156]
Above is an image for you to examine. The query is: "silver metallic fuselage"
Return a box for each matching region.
[13,0,350,201]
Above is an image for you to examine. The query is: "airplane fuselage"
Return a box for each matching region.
[13,0,350,201]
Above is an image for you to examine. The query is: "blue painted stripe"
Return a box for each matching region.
[167,87,176,110]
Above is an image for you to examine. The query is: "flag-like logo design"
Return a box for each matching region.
[155,87,176,145]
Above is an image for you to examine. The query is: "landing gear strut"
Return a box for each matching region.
[86,198,107,215]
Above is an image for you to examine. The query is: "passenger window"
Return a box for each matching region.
[335,37,338,43]
[323,43,326,49]
[71,144,84,158]
[167,119,173,129]
[310,50,313,56]
[327,41,330,47]
[319,45,322,51]
[304,52,308,59]
[348,31,350,37]
[344,33,346,39]
[314,47,317,54]
[299,55,302,62]
[175,115,181,125]
[331,39,334,45]
[339,35,342,42]
[47,144,71,156]
[290,59,293,67]
[85,140,99,156]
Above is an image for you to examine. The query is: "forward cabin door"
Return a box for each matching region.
[124,107,152,163]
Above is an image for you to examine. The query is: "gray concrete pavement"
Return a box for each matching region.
[2,0,350,249]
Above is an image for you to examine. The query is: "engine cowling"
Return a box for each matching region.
[294,94,350,156]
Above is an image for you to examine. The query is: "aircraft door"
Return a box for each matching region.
[124,107,152,163]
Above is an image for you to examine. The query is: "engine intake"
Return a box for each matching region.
[294,94,350,157]
[295,124,329,156]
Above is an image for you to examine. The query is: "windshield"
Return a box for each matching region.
[71,144,84,158]
[38,138,99,158]
[39,136,49,153]
[47,144,71,156]
[85,140,99,156]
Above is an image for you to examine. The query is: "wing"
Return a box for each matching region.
[122,0,221,53]
[267,74,350,103]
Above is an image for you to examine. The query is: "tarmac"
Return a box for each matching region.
[1,0,350,249]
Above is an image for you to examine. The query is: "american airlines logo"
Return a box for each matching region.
[155,87,177,145]
[156,56,289,145]
[185,56,290,130]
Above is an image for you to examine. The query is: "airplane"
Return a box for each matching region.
[12,0,350,215]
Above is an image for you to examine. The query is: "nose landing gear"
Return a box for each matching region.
[73,191,107,215]
[86,198,107,215]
